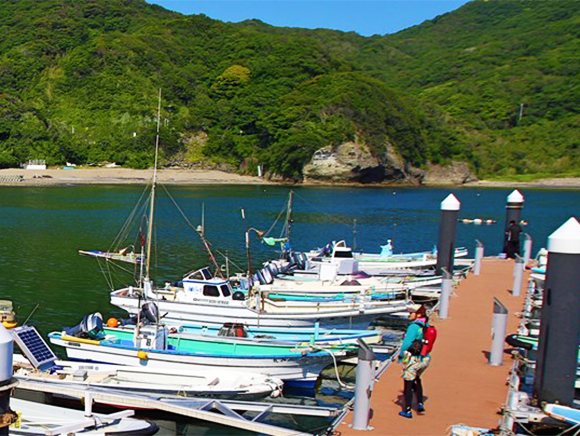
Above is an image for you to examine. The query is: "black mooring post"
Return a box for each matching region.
[435,194,460,276]
[503,190,524,254]
[534,218,580,406]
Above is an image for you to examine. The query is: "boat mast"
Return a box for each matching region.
[145,88,162,286]
[283,190,293,256]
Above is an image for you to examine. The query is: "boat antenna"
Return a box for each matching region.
[241,208,252,276]
[195,225,223,278]
[353,218,357,252]
[201,202,205,236]
[145,88,162,283]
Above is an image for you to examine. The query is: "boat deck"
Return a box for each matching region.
[340,258,527,435]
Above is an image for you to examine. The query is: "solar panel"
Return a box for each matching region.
[11,326,57,371]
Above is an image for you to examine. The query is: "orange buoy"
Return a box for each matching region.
[107,318,119,328]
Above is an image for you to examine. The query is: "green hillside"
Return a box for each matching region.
[0,0,577,180]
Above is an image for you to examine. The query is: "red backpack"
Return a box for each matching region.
[420,324,437,356]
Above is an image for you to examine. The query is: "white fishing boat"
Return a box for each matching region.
[12,325,284,400]
[305,240,468,274]
[48,318,351,388]
[13,354,283,401]
[9,397,158,435]
[110,267,411,329]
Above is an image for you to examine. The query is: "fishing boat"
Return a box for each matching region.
[121,319,384,346]
[12,325,283,401]
[111,267,411,329]
[13,353,283,401]
[9,397,159,435]
[48,313,354,388]
[305,240,468,274]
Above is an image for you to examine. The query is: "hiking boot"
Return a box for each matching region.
[399,409,412,419]
[417,403,425,413]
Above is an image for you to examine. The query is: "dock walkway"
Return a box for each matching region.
[341,258,526,435]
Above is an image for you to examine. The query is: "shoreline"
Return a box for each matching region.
[0,168,273,186]
[1,168,579,189]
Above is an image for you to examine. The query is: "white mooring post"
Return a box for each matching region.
[522,234,533,264]
[534,218,580,405]
[0,325,16,436]
[489,298,508,366]
[511,255,524,297]
[474,240,484,276]
[438,268,453,319]
[351,339,376,431]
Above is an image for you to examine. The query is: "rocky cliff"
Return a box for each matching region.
[302,142,475,185]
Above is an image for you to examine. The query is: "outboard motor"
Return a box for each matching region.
[297,252,308,270]
[64,312,104,339]
[265,262,279,277]
[321,242,333,257]
[255,270,266,285]
[261,268,274,284]
[286,251,296,266]
[140,302,160,324]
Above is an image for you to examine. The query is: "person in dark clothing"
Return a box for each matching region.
[398,304,431,419]
[505,220,523,259]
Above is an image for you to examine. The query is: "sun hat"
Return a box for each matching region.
[407,303,422,312]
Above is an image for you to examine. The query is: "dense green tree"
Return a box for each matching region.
[0,0,577,179]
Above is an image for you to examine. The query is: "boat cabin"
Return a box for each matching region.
[331,241,353,259]
[181,267,235,300]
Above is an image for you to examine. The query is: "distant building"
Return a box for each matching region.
[24,159,46,170]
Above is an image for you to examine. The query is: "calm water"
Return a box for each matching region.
[1,184,578,433]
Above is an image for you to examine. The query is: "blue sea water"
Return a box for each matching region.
[0,184,578,433]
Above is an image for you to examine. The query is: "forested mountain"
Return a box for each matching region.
[0,0,577,181]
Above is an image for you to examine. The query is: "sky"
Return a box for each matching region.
[147,1,471,37]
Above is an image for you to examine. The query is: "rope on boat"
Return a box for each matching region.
[291,191,357,231]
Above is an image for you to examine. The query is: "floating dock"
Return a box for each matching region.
[16,379,339,436]
[337,258,527,435]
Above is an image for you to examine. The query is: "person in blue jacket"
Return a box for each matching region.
[398,304,431,418]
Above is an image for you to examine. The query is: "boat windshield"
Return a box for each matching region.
[202,285,220,297]
[220,284,231,297]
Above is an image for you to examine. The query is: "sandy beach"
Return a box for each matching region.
[464,178,580,189]
[1,167,580,189]
[0,167,273,186]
